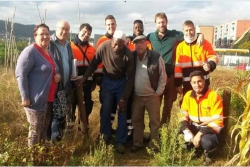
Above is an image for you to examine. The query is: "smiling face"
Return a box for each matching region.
[34,27,50,49]
[155,17,167,33]
[134,39,147,55]
[133,22,144,36]
[190,75,205,94]
[55,21,70,42]
[183,24,195,40]
[105,19,117,35]
[111,38,125,53]
[78,27,92,42]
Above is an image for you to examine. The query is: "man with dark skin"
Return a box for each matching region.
[78,30,134,154]
[127,20,152,51]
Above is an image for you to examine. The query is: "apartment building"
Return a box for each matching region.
[196,25,214,44]
[214,20,250,48]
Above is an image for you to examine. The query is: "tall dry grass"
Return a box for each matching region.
[0,67,26,140]
[0,67,114,165]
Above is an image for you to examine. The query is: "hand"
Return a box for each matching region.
[176,86,183,94]
[203,63,211,72]
[76,77,86,87]
[196,33,204,47]
[54,74,61,83]
[70,75,78,80]
[183,129,194,142]
[22,99,30,107]
[192,132,202,148]
[118,99,126,113]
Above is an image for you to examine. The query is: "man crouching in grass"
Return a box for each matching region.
[180,70,224,165]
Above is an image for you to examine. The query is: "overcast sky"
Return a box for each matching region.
[0,1,250,37]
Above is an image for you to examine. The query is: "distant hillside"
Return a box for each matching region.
[0,20,79,41]
[0,20,51,41]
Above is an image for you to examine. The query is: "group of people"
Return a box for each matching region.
[15,12,224,165]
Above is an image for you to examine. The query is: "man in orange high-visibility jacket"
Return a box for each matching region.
[175,20,218,97]
[71,23,102,129]
[96,15,117,48]
[180,70,223,166]
[126,20,152,51]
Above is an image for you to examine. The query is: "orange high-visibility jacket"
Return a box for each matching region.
[95,35,112,69]
[175,39,218,89]
[126,40,152,51]
[71,42,103,75]
[96,36,110,48]
[181,89,224,134]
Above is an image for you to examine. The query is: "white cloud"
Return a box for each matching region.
[0,0,250,37]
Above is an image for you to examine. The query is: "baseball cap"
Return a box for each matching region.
[113,30,126,41]
[132,35,146,43]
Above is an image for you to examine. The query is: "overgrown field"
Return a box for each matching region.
[0,66,249,166]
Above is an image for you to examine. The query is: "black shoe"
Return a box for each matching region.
[116,144,125,154]
[143,136,150,143]
[184,142,193,151]
[127,134,133,142]
[152,148,160,154]
[192,148,203,159]
[111,128,116,135]
[130,145,143,153]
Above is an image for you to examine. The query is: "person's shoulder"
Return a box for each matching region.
[100,40,110,47]
[88,43,96,52]
[170,29,183,38]
[184,90,193,98]
[96,40,110,52]
[70,41,75,47]
[23,44,36,53]
[124,46,133,57]
[19,44,37,59]
[97,36,108,44]
[147,32,156,39]
[208,89,221,98]
[203,39,213,46]
[170,29,182,34]
[149,49,160,56]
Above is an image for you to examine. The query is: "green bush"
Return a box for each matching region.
[80,138,114,166]
[148,112,199,166]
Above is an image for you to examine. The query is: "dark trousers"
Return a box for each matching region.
[100,75,127,144]
[187,124,219,151]
[99,87,117,126]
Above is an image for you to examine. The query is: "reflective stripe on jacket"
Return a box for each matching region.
[174,39,218,88]
[181,89,224,133]
[71,42,103,75]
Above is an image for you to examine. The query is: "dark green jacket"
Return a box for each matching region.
[147,29,183,76]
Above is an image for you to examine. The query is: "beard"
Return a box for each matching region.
[184,32,197,43]
[157,26,167,33]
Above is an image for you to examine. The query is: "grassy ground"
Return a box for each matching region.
[0,66,245,166]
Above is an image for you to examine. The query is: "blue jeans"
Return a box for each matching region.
[101,75,127,144]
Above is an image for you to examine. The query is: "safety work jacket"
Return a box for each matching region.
[96,33,112,48]
[181,89,224,134]
[174,39,218,90]
[71,42,103,76]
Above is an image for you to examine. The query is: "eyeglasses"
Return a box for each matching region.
[57,27,70,32]
[36,33,50,37]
